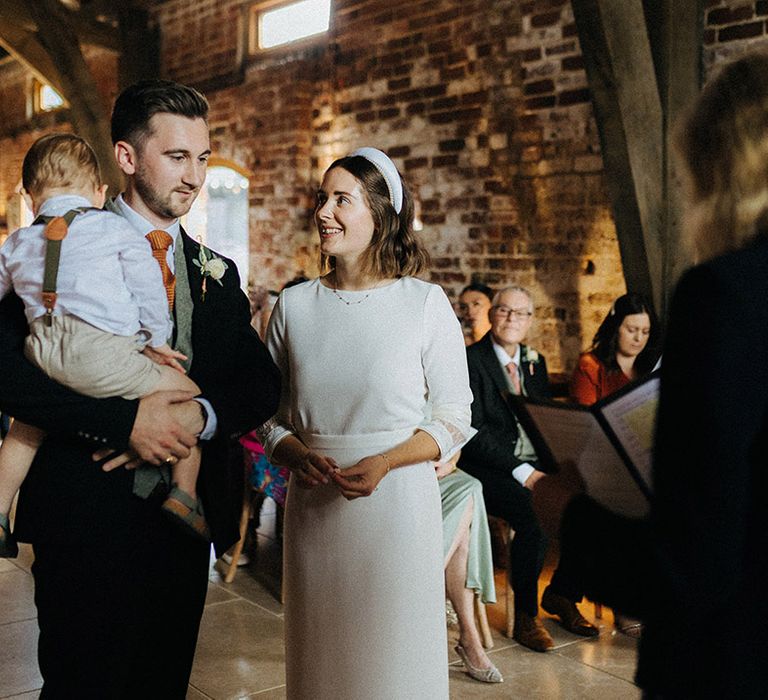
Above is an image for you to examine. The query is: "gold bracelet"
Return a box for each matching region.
[378,453,392,473]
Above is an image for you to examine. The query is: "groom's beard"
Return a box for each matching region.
[133,164,200,220]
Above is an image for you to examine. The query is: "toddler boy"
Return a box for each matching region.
[0,133,207,556]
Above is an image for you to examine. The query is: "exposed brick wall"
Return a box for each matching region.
[0,61,32,134]
[151,0,624,371]
[154,0,243,89]
[3,2,767,372]
[0,65,74,225]
[87,47,120,113]
[0,129,58,228]
[703,0,768,71]
[206,54,325,287]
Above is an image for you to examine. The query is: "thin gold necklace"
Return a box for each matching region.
[331,288,371,305]
[330,272,385,305]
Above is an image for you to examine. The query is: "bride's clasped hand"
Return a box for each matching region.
[330,453,391,499]
[293,449,391,500]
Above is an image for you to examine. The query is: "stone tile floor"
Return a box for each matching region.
[0,499,640,699]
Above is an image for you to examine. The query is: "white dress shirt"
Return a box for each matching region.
[0,195,171,347]
[114,195,180,271]
[114,195,217,440]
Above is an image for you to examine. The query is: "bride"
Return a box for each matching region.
[258,147,472,699]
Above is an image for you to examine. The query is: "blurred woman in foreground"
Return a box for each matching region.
[534,52,768,697]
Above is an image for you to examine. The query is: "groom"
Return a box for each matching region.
[0,80,280,697]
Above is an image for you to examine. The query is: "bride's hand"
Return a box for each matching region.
[433,460,454,479]
[434,450,460,480]
[293,450,338,489]
[330,453,390,500]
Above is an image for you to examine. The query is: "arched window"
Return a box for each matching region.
[185,162,250,290]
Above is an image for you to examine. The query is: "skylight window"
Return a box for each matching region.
[258,0,331,49]
[39,84,65,111]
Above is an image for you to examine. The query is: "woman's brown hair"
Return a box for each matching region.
[679,52,768,261]
[320,155,429,278]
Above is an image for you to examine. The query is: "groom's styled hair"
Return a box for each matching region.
[111,79,209,150]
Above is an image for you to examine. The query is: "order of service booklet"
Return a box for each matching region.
[510,371,660,518]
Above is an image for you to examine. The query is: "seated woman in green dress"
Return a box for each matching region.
[437,453,502,683]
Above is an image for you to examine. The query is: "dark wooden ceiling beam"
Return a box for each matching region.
[650,0,703,310]
[24,0,123,194]
[116,5,159,89]
[572,0,664,312]
[0,0,163,192]
[0,20,68,94]
[572,0,703,317]
[0,0,120,51]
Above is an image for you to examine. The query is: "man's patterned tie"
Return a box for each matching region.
[506,361,521,394]
[145,229,175,310]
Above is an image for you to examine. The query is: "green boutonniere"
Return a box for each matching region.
[193,243,228,301]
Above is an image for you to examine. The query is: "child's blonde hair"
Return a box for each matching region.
[22,133,101,198]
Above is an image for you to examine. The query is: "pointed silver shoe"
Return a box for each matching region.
[454,644,503,683]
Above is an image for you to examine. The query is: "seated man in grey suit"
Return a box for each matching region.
[459,286,597,651]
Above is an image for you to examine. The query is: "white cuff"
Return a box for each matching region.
[512,462,535,486]
[255,416,293,461]
[194,398,217,440]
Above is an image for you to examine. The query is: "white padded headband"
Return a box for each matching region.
[348,147,403,214]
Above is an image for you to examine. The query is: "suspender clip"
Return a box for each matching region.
[41,292,57,326]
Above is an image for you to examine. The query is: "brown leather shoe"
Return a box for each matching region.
[541,588,599,638]
[512,612,555,652]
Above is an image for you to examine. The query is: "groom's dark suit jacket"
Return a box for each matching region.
[1,230,280,555]
[0,223,280,697]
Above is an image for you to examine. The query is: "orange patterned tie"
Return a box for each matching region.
[145,229,175,310]
[506,361,521,395]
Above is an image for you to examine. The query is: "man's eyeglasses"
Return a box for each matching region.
[491,305,532,321]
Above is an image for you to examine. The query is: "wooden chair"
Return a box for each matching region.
[220,436,288,586]
[488,515,515,638]
[219,484,287,610]
[489,514,604,631]
[220,479,254,584]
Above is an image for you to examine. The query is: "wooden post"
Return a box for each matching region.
[7,0,123,194]
[572,0,664,313]
[648,0,703,312]
[572,0,703,317]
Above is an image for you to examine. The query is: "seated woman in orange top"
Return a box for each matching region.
[570,292,660,637]
[571,293,660,406]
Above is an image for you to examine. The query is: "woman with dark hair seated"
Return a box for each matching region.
[569,293,660,636]
[436,454,502,683]
[571,293,661,407]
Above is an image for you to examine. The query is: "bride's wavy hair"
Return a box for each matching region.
[319,156,429,278]
[679,52,768,262]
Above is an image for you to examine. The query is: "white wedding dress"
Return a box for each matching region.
[260,276,472,700]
